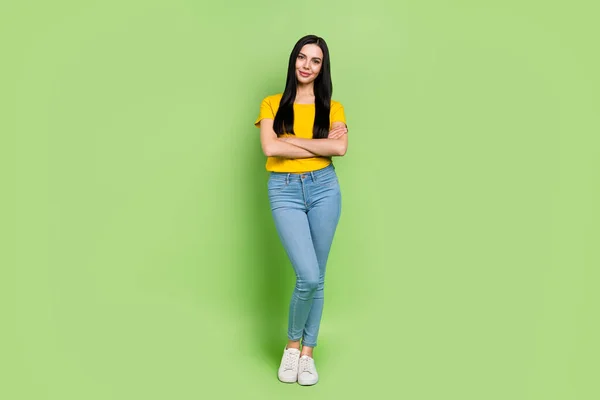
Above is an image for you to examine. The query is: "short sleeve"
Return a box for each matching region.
[331,102,346,126]
[254,96,275,127]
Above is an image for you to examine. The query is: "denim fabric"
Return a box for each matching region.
[267,163,342,348]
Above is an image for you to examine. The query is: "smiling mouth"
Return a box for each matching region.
[299,71,311,77]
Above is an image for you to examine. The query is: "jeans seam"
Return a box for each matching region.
[288,294,298,340]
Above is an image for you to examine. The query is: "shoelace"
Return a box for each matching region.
[283,350,299,370]
[298,356,314,374]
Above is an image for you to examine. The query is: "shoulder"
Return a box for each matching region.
[262,93,283,105]
[330,99,344,112]
[331,99,343,107]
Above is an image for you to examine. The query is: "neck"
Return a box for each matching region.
[296,82,315,97]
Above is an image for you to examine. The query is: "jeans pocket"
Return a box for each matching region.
[267,178,288,194]
[317,176,339,188]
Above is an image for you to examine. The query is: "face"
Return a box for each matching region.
[295,44,323,84]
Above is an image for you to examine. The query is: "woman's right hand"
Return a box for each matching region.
[327,125,348,139]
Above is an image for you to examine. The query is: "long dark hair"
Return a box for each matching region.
[273,35,332,139]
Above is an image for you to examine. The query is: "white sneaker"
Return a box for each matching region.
[297,355,319,386]
[278,347,301,383]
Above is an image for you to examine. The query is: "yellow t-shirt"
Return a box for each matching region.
[254,93,347,173]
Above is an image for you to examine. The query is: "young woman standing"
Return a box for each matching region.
[253,34,348,386]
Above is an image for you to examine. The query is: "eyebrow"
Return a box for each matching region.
[299,52,322,61]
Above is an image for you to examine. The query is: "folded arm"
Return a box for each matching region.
[259,119,348,158]
[258,119,318,158]
[282,122,348,157]
[281,137,346,157]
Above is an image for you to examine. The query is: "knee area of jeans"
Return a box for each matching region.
[296,278,319,292]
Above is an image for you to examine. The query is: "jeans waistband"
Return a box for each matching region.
[269,163,336,183]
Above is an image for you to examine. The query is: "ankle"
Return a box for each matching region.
[286,340,301,350]
[300,351,313,358]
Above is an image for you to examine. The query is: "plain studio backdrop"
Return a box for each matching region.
[2,1,599,399]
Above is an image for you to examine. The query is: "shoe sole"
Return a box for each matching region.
[298,380,318,386]
[278,374,298,383]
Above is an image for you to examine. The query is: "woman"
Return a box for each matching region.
[253,34,348,386]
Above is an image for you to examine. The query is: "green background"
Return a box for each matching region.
[2,0,599,399]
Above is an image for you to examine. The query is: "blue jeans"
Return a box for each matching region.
[267,163,342,348]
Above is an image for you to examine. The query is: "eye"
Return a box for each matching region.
[313,60,321,64]
[298,54,304,59]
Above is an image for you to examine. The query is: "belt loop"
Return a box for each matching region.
[310,171,315,182]
[286,173,290,184]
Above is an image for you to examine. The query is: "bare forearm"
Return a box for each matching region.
[284,137,344,157]
[266,138,319,158]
